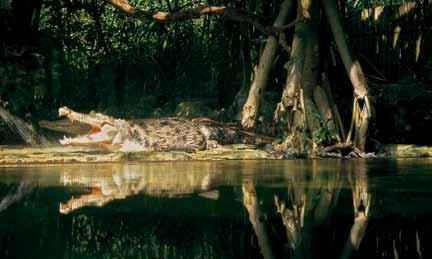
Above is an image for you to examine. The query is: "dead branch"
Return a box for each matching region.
[105,0,300,35]
[321,143,353,153]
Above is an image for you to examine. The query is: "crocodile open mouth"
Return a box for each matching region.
[56,106,119,146]
[38,119,92,136]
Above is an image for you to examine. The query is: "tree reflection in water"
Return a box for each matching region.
[242,180,276,259]
[341,161,370,259]
[241,160,373,259]
[0,182,35,212]
[275,161,342,259]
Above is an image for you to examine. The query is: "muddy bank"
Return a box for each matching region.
[1,144,431,165]
[0,145,278,164]
[376,144,432,158]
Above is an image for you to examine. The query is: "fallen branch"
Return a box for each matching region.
[106,0,300,35]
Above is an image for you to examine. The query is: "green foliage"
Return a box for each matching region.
[15,0,270,118]
[1,0,289,123]
[273,131,288,145]
[0,55,46,115]
[0,0,12,9]
[312,113,337,146]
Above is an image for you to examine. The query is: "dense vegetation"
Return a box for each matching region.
[0,0,431,152]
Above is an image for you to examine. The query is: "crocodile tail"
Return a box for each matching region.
[193,117,276,145]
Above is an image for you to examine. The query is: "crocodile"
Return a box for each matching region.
[41,106,274,152]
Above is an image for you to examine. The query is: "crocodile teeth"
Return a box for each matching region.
[59,135,72,145]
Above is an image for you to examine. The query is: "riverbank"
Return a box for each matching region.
[0,144,278,164]
[1,144,432,165]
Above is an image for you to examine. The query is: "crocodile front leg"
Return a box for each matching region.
[205,140,221,149]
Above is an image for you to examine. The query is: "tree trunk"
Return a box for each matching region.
[321,0,371,151]
[300,0,321,142]
[240,0,294,128]
[274,0,328,152]
[273,2,308,152]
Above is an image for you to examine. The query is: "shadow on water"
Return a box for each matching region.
[0,159,431,258]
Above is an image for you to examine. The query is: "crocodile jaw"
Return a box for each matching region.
[58,123,119,146]
[58,106,116,129]
[57,107,121,147]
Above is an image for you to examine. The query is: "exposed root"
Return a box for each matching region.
[316,142,375,159]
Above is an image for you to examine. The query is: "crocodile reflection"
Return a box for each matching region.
[59,163,228,214]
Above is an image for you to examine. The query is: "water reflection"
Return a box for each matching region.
[341,161,370,259]
[0,160,431,258]
[241,161,355,259]
[59,163,229,214]
[243,180,276,259]
[275,160,343,259]
[0,182,35,212]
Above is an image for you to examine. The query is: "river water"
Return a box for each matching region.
[0,159,431,259]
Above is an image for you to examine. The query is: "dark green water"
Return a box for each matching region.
[0,159,431,259]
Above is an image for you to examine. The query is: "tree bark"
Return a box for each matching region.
[274,0,324,152]
[321,0,371,151]
[241,0,294,128]
[274,2,307,123]
[300,0,321,140]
